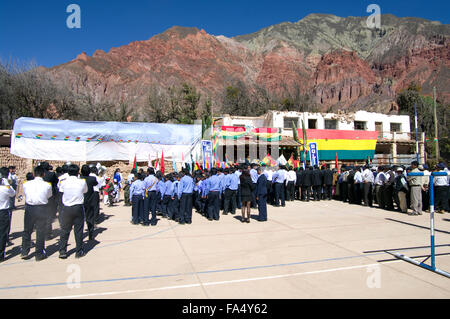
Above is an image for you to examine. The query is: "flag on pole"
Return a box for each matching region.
[225,154,231,168]
[288,154,294,168]
[133,154,137,170]
[160,150,165,175]
[335,152,339,174]
[301,118,308,164]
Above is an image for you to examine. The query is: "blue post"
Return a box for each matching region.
[428,174,435,270]
[402,171,449,277]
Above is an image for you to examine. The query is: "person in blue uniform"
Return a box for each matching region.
[161,174,173,218]
[170,174,180,221]
[256,167,268,222]
[143,168,159,226]
[129,173,145,225]
[205,168,222,221]
[156,172,165,215]
[223,168,239,215]
[272,165,286,207]
[178,170,195,224]
[250,164,259,208]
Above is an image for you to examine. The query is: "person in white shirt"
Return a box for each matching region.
[0,168,15,263]
[124,169,136,206]
[7,166,18,210]
[433,163,449,214]
[362,165,374,207]
[21,166,53,261]
[264,167,274,205]
[58,164,88,259]
[374,166,386,208]
[285,167,297,201]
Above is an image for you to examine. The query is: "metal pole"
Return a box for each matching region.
[414,102,420,164]
[432,87,439,162]
[429,174,435,270]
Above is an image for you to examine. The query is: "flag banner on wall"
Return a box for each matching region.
[201,140,213,169]
[309,142,319,167]
[297,129,377,160]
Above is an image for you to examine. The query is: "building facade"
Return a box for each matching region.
[216,110,425,165]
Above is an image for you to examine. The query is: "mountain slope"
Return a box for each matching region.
[47,14,450,115]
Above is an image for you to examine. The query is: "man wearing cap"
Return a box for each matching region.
[407,161,424,216]
[394,167,409,214]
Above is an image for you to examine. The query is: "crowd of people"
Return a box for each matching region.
[0,159,448,263]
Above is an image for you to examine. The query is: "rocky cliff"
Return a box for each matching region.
[47,13,450,114]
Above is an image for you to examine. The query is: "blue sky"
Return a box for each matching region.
[1,0,449,67]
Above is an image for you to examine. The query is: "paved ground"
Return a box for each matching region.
[0,198,449,299]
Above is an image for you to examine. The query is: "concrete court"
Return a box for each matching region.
[0,198,449,299]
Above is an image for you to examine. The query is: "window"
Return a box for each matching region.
[375,122,383,132]
[308,119,317,129]
[354,121,367,130]
[283,117,299,129]
[324,119,337,130]
[390,123,401,132]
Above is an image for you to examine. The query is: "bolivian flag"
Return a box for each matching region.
[220,126,247,139]
[297,129,378,160]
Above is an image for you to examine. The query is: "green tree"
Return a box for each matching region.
[397,83,449,161]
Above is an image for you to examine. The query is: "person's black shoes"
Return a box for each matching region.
[246,219,250,223]
[35,254,47,262]
[20,252,29,259]
[75,250,85,259]
[59,252,68,259]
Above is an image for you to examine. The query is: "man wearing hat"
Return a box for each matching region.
[407,161,424,215]
[394,167,409,214]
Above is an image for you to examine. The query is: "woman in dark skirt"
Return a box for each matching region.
[240,169,255,223]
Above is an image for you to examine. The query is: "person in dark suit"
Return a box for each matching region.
[322,164,333,200]
[80,165,98,241]
[312,165,322,201]
[239,169,255,223]
[295,167,303,200]
[256,167,268,222]
[302,166,313,201]
[40,162,58,240]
